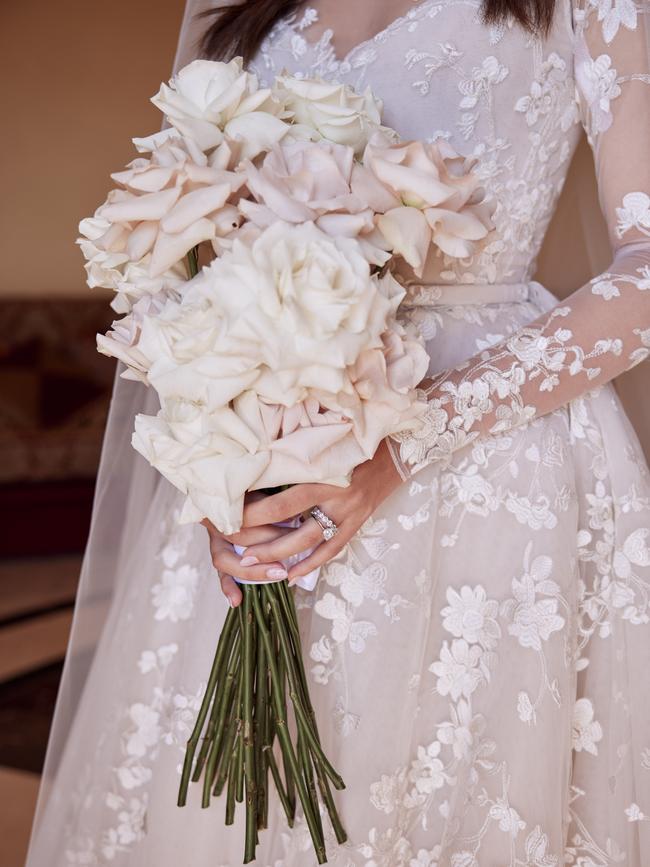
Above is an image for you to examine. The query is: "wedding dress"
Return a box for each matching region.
[26,1,650,865]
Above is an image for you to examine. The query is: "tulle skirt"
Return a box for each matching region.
[26,281,650,866]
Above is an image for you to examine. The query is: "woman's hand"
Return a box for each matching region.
[206,439,403,607]
[202,492,291,609]
[243,439,403,577]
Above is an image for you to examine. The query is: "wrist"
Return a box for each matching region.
[373,438,406,500]
[384,435,413,482]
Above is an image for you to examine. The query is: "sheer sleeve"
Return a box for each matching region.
[388,0,650,480]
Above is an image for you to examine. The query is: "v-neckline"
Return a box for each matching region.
[291,1,436,67]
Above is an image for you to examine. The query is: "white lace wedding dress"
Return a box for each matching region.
[26,1,650,865]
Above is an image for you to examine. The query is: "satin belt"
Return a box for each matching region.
[402,279,553,308]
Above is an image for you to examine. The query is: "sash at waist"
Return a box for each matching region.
[402,280,546,308]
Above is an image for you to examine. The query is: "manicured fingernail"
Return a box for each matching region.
[266,567,288,580]
[228,597,235,608]
[240,555,259,567]
[288,577,299,586]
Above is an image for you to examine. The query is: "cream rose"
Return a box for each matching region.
[358,138,494,274]
[240,138,377,237]
[152,58,290,158]
[274,75,384,155]
[186,221,397,404]
[132,400,272,535]
[85,136,244,280]
[78,215,187,315]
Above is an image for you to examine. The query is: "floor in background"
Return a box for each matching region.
[0,553,80,867]
[0,662,64,774]
[0,766,40,867]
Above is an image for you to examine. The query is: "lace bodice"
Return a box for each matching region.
[250,0,650,478]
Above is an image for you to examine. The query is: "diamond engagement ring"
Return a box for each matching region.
[310,506,339,541]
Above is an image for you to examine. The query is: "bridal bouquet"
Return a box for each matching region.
[79,57,491,863]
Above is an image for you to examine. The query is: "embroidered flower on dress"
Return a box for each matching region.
[591,277,621,300]
[625,803,648,821]
[502,548,565,650]
[576,52,621,134]
[410,846,442,866]
[489,797,526,836]
[151,564,198,622]
[125,703,162,758]
[408,740,447,794]
[369,767,408,814]
[515,53,568,126]
[594,0,638,45]
[429,638,486,700]
[616,192,650,238]
[441,584,501,648]
[572,697,604,755]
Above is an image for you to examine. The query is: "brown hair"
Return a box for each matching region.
[199,0,556,64]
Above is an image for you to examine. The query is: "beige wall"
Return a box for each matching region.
[0,0,184,299]
[0,0,616,303]
[0,0,612,303]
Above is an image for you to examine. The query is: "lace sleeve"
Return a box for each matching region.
[388,0,650,480]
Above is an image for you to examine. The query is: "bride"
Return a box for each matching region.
[26,0,650,864]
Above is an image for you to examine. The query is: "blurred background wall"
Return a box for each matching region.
[0,3,647,866]
[0,2,182,864]
[1,0,184,299]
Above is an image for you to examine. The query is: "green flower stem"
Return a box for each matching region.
[194,627,241,779]
[252,588,327,864]
[265,747,294,827]
[216,675,243,798]
[254,611,268,829]
[242,587,258,863]
[212,712,237,798]
[298,726,324,845]
[279,583,320,716]
[178,606,237,807]
[276,627,296,821]
[291,692,345,790]
[202,634,241,807]
[266,588,345,791]
[235,731,244,803]
[225,734,238,826]
[312,755,348,845]
[261,667,274,830]
[186,245,199,279]
[178,578,345,863]
[209,635,242,788]
[275,584,348,842]
[267,588,327,851]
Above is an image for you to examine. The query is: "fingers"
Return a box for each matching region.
[208,528,289,583]
[203,515,291,561]
[243,517,324,563]
[219,572,243,608]
[202,516,290,548]
[242,483,339,527]
[287,521,357,583]
[224,524,292,548]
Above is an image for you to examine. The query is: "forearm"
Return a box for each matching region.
[389,241,650,479]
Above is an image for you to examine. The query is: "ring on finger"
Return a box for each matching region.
[310,506,339,541]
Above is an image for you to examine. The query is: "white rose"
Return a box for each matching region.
[134,291,263,408]
[78,215,186,314]
[94,136,244,278]
[152,58,290,158]
[239,138,380,243]
[274,75,384,154]
[132,403,270,535]
[189,221,395,402]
